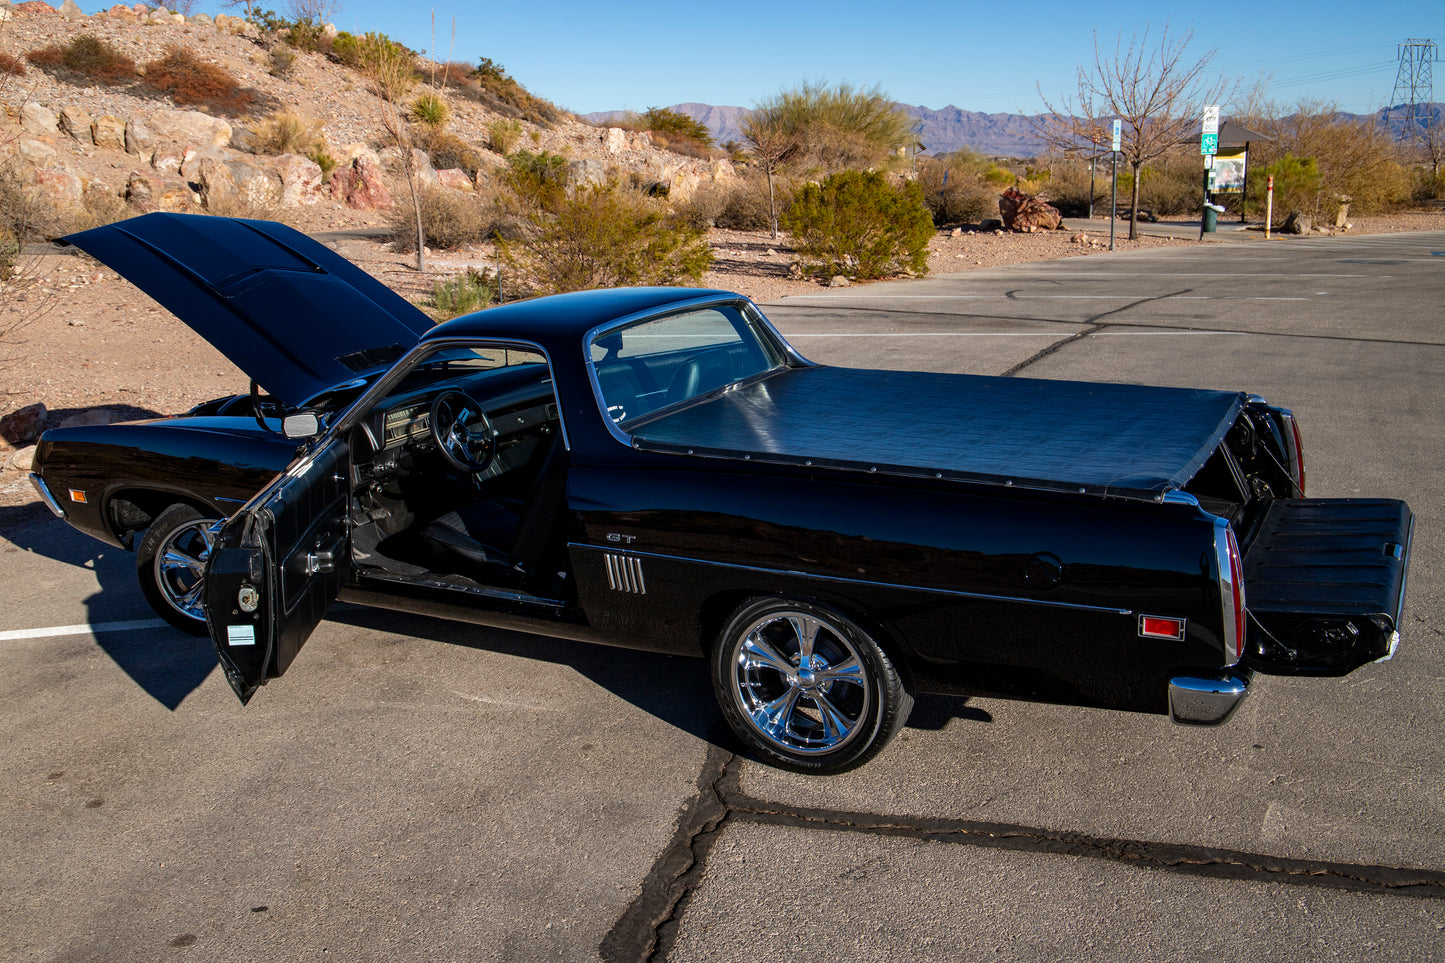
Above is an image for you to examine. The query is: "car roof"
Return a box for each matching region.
[428,287,746,348]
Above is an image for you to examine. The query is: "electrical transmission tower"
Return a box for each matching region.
[1390,39,1437,140]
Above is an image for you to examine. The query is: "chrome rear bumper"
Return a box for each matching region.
[1168,673,1249,726]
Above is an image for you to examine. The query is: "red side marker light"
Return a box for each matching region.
[1139,615,1186,641]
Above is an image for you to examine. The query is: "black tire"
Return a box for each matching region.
[711,598,913,773]
[136,503,221,635]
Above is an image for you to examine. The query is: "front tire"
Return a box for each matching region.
[136,503,222,635]
[712,598,913,773]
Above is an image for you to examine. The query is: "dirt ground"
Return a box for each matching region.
[4,208,1444,510]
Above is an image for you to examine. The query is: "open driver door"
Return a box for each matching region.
[203,438,352,703]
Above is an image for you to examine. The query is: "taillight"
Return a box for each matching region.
[1216,521,1247,665]
[1289,416,1306,496]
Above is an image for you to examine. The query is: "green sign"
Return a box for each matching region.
[1201,133,1219,155]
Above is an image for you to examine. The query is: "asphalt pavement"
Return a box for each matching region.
[2,230,1442,961]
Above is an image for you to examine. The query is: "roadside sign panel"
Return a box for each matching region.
[1201,132,1219,155]
[1111,119,1121,152]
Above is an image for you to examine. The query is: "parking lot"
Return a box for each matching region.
[3,230,1442,961]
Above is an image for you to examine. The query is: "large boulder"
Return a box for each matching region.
[124,117,154,157]
[126,170,198,213]
[21,102,56,136]
[0,402,48,447]
[31,166,83,206]
[146,109,232,150]
[601,127,627,154]
[58,105,93,145]
[58,0,84,15]
[999,187,1062,232]
[1280,210,1313,235]
[436,168,473,192]
[329,154,391,210]
[569,158,607,190]
[17,138,57,168]
[274,153,324,206]
[92,115,126,150]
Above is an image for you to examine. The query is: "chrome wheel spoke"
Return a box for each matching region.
[812,691,856,744]
[752,687,803,741]
[175,579,205,610]
[787,614,825,662]
[739,633,793,677]
[161,545,205,578]
[817,656,864,687]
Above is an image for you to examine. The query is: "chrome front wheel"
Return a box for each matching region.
[712,598,912,773]
[137,503,222,635]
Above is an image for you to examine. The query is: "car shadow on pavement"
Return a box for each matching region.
[327,605,733,749]
[0,502,218,711]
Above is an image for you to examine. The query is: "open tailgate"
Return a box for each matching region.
[1242,498,1413,675]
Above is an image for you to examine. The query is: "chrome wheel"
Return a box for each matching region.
[154,518,222,621]
[137,503,222,635]
[731,610,871,754]
[713,598,912,773]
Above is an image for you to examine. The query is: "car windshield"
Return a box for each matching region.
[588,303,786,427]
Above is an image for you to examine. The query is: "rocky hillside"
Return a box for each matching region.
[0,2,738,233]
[585,103,1048,158]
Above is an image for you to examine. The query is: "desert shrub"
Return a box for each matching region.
[142,47,255,114]
[429,267,495,320]
[1135,168,1199,216]
[415,128,483,179]
[331,31,416,101]
[714,173,790,231]
[503,149,569,207]
[500,180,713,294]
[488,118,522,155]
[673,181,732,230]
[633,106,712,158]
[282,17,327,53]
[748,82,914,175]
[917,152,1003,225]
[1247,154,1322,224]
[782,170,932,279]
[306,147,338,182]
[409,90,450,129]
[472,57,565,127]
[267,44,297,78]
[388,186,498,251]
[0,52,25,77]
[251,110,324,155]
[26,34,135,84]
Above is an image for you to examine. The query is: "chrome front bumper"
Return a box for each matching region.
[29,473,66,518]
[1168,672,1249,726]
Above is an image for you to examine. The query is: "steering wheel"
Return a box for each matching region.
[430,390,496,473]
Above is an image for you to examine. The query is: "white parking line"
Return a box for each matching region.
[0,618,170,642]
[781,331,1240,338]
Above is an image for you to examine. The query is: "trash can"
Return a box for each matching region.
[1201,202,1225,234]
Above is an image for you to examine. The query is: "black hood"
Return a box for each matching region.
[64,213,434,408]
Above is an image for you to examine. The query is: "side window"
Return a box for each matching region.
[589,305,783,427]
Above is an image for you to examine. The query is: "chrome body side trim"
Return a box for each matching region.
[570,543,1134,616]
[1168,673,1249,725]
[29,473,66,518]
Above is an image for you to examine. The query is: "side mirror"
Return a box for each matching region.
[282,412,322,439]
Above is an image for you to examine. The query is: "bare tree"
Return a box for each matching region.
[1036,26,1233,239]
[740,115,798,239]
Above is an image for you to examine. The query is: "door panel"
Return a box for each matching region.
[204,438,352,703]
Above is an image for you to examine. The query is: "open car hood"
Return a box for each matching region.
[64,213,434,408]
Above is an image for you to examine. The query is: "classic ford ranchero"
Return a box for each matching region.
[31,213,1414,772]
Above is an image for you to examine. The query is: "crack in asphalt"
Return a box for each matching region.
[1000,289,1193,377]
[604,751,1445,962]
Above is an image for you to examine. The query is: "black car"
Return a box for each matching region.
[31,213,1414,772]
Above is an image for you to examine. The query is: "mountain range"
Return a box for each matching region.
[584,102,1445,159]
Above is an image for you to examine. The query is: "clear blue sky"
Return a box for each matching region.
[192,0,1438,115]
